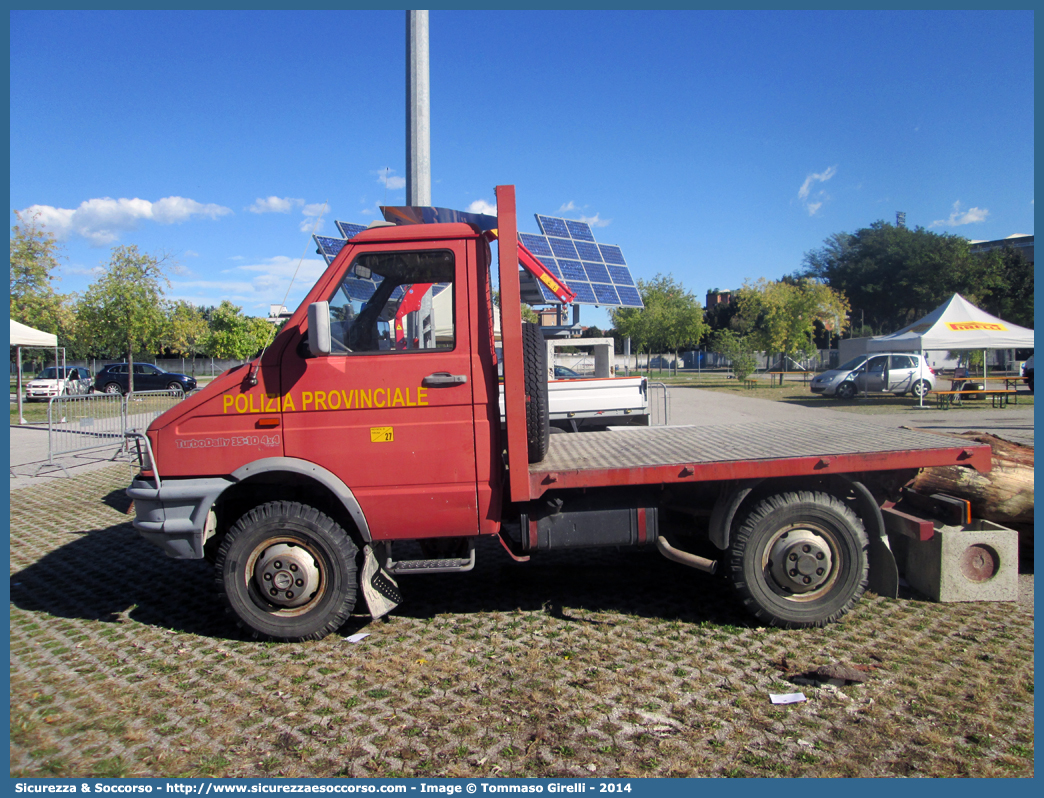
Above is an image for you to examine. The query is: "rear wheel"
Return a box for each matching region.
[912,379,930,398]
[835,381,856,400]
[103,382,123,395]
[728,491,868,627]
[215,501,359,641]
[521,322,550,463]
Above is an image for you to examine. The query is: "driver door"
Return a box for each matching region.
[861,355,888,393]
[281,241,479,541]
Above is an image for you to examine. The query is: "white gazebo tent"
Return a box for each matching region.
[865,294,1034,405]
[10,319,59,425]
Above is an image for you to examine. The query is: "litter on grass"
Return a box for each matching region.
[769,692,807,705]
[346,633,370,643]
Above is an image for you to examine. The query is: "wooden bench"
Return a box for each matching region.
[742,378,758,390]
[933,389,1017,410]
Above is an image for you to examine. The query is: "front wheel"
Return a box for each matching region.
[728,491,869,627]
[215,501,359,641]
[835,381,856,400]
[167,381,185,395]
[912,379,930,398]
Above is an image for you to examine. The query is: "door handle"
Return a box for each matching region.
[423,372,468,387]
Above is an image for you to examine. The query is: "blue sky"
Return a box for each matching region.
[10,9,1035,330]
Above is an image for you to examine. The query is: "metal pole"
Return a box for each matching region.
[17,345,26,424]
[406,10,432,206]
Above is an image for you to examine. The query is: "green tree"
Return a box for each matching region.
[164,300,210,373]
[709,328,758,380]
[10,211,71,337]
[976,245,1034,328]
[76,245,171,393]
[205,301,275,360]
[611,274,707,373]
[800,222,992,334]
[733,277,849,366]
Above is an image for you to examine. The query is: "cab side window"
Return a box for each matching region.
[868,356,888,373]
[325,249,455,355]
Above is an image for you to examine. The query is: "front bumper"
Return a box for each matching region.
[809,384,830,395]
[128,475,233,558]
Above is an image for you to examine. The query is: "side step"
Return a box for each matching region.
[384,541,476,575]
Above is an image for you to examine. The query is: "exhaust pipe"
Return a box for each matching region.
[656,535,717,574]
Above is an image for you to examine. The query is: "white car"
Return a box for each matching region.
[24,366,93,401]
[811,353,936,400]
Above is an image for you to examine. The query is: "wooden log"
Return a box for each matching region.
[906,430,1033,526]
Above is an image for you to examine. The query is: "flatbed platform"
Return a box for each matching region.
[529,417,991,495]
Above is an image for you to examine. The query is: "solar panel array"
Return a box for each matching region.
[518,215,643,308]
[314,213,642,309]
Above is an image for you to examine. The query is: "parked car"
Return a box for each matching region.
[24,366,93,401]
[93,363,197,395]
[811,353,936,400]
[1022,355,1034,393]
[553,365,582,379]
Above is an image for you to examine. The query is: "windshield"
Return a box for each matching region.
[35,368,68,379]
[837,356,867,372]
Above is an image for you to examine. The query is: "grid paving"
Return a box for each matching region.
[10,465,1034,778]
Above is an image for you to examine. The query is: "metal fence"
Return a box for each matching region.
[41,390,187,476]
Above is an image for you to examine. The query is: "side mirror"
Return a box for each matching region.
[307,302,332,357]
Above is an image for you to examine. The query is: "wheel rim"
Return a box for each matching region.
[168,382,184,394]
[104,383,121,394]
[762,523,841,602]
[245,536,327,616]
[913,380,928,397]
[838,383,854,399]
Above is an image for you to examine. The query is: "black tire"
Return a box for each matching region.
[912,379,930,398]
[521,322,550,463]
[728,491,869,628]
[215,501,358,641]
[835,381,856,400]
[167,381,185,395]
[103,382,124,395]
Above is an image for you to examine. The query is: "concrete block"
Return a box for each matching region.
[892,520,1018,602]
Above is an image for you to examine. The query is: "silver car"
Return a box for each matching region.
[811,353,936,400]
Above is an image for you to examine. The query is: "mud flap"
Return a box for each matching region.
[361,544,402,619]
[867,535,899,599]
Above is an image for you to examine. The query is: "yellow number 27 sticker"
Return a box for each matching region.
[370,426,394,443]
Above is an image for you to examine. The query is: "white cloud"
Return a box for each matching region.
[798,165,837,216]
[549,202,610,228]
[578,213,610,228]
[248,196,303,214]
[184,250,199,258]
[169,255,329,314]
[931,201,989,227]
[375,169,406,190]
[299,202,328,234]
[467,199,497,215]
[21,196,232,246]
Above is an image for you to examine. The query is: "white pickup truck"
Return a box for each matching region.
[499,372,650,432]
[497,337,652,431]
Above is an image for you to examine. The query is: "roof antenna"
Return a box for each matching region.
[245,200,329,387]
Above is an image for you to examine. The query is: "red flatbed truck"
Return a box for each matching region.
[127,185,993,641]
